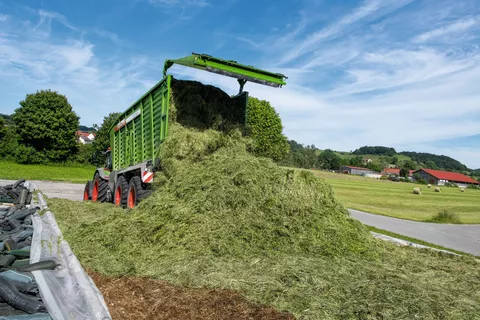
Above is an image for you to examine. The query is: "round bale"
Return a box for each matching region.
[434,187,441,192]
[427,184,432,188]
[413,187,421,195]
[460,188,465,192]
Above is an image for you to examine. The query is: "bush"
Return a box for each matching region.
[445,182,458,187]
[429,210,461,224]
[14,144,48,164]
[467,184,479,189]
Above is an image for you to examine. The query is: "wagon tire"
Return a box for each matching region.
[92,174,108,203]
[114,176,128,208]
[127,176,144,209]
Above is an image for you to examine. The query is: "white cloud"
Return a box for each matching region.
[413,16,479,43]
[0,14,8,22]
[277,0,415,65]
[0,9,161,127]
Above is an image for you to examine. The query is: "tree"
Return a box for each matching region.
[391,156,399,165]
[402,159,417,170]
[425,160,439,170]
[0,117,5,141]
[317,149,341,170]
[349,156,364,167]
[12,90,79,162]
[90,112,121,166]
[400,168,410,178]
[366,162,382,173]
[246,97,289,162]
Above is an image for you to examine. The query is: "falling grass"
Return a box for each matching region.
[428,210,462,224]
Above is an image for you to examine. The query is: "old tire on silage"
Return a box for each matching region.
[114,176,128,207]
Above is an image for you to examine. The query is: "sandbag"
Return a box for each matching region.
[0,270,35,284]
[9,208,37,221]
[0,255,16,267]
[15,260,57,272]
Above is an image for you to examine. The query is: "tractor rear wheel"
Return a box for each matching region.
[114,176,128,207]
[83,181,93,201]
[92,173,109,203]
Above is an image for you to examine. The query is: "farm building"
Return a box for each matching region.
[341,166,379,176]
[382,168,415,176]
[413,169,480,188]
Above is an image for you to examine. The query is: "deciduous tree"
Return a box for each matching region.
[12,90,79,162]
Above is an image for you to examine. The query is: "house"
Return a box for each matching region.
[413,169,480,188]
[362,158,373,165]
[382,168,415,176]
[341,166,378,176]
[76,131,96,144]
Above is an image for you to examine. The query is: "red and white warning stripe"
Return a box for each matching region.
[142,171,154,183]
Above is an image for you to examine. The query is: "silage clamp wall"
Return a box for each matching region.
[27,182,112,320]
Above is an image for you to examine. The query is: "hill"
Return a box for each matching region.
[281,142,473,174]
[79,125,96,132]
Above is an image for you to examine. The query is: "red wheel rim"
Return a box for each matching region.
[115,186,121,206]
[83,189,89,201]
[92,180,99,201]
[128,187,135,209]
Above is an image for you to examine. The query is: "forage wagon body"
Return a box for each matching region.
[82,53,287,208]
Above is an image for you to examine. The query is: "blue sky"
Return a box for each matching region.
[0,0,479,168]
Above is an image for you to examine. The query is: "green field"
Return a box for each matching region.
[0,160,95,183]
[312,170,480,224]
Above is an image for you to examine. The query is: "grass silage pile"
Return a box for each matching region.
[49,79,480,319]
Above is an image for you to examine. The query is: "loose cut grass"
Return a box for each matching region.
[48,80,480,319]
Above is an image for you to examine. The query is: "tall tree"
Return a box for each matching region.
[12,90,79,162]
[317,149,341,170]
[91,112,121,166]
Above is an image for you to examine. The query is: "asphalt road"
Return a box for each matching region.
[349,209,480,256]
[1,179,478,255]
[0,179,84,201]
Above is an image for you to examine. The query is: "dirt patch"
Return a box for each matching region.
[87,270,295,320]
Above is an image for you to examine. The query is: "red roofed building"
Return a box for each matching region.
[413,169,480,187]
[76,131,96,144]
[382,168,415,176]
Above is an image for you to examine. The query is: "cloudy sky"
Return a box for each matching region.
[0,0,479,168]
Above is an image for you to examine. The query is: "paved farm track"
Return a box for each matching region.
[349,209,480,256]
[3,179,478,256]
[0,179,84,201]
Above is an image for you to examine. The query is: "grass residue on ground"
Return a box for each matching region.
[0,160,94,183]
